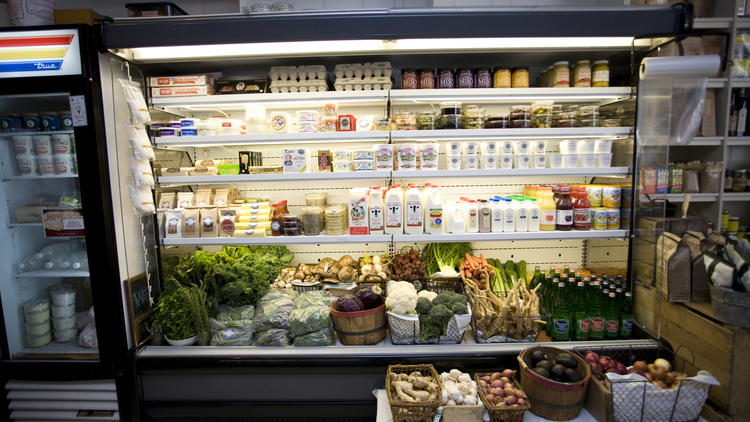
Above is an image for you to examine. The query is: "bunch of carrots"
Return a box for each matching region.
[460,253,494,289]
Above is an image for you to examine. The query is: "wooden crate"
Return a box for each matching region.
[659,300,750,418]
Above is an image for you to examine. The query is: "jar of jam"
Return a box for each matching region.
[556,186,573,231]
[456,68,474,88]
[493,68,511,88]
[438,68,455,89]
[592,60,610,87]
[733,169,747,192]
[271,200,289,236]
[511,66,529,88]
[401,68,418,89]
[552,61,570,88]
[419,68,435,89]
[475,68,492,88]
[574,60,592,87]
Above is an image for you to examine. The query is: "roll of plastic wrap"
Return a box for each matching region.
[639,55,720,80]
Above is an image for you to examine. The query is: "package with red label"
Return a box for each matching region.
[151,86,213,97]
[148,74,219,87]
[348,188,369,235]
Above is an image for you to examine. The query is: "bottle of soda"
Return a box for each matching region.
[604,292,619,339]
[552,282,570,341]
[588,283,605,340]
[530,266,543,290]
[563,265,570,277]
[620,291,634,339]
[545,277,560,336]
[573,281,589,340]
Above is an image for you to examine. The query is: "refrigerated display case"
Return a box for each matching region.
[0,26,131,421]
[96,5,695,420]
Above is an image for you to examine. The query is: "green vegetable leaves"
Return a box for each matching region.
[424,242,473,276]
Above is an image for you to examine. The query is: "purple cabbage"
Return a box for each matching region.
[335,294,364,312]
[356,285,383,310]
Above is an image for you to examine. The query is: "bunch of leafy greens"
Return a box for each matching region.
[154,288,194,341]
[423,243,473,276]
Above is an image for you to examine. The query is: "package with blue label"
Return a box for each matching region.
[282,148,309,173]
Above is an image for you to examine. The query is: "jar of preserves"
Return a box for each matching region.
[440,101,462,115]
[271,200,289,236]
[438,68,455,88]
[552,61,570,88]
[532,113,552,128]
[733,169,747,192]
[394,111,417,130]
[592,60,610,87]
[301,206,324,235]
[493,68,511,88]
[475,68,492,88]
[440,114,462,129]
[456,68,474,88]
[419,68,435,89]
[574,60,592,87]
[401,68,418,89]
[511,66,529,88]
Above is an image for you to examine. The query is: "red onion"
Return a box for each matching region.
[585,351,600,363]
[517,398,526,406]
[502,369,515,378]
[491,380,503,388]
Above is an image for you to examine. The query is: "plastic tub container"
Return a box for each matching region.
[559,140,578,155]
[562,154,579,168]
[51,304,75,318]
[515,154,531,169]
[548,153,563,168]
[446,141,462,155]
[579,154,596,168]
[465,155,479,170]
[23,299,49,313]
[301,206,324,235]
[447,155,462,170]
[499,154,513,169]
[594,139,613,153]
[595,153,613,168]
[54,328,77,342]
[52,316,76,331]
[514,140,530,154]
[15,154,38,176]
[482,154,498,169]
[49,285,76,307]
[305,192,327,206]
[577,139,596,154]
[532,153,547,169]
[499,140,514,154]
[531,140,547,154]
[463,141,479,155]
[24,310,49,324]
[27,331,51,348]
[480,140,498,155]
[25,321,50,336]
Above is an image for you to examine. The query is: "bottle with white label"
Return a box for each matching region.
[462,198,479,233]
[404,184,424,235]
[424,184,443,234]
[502,198,515,232]
[490,198,504,232]
[368,187,384,234]
[526,197,541,232]
[446,201,465,233]
[384,185,404,235]
[514,198,529,232]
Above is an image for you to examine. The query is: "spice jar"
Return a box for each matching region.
[437,68,455,89]
[574,60,592,87]
[401,68,418,89]
[475,68,492,88]
[417,112,438,130]
[301,206,324,235]
[733,169,747,192]
[592,60,610,87]
[552,61,570,88]
[493,68,511,88]
[419,68,435,89]
[456,68,474,88]
[511,66,529,88]
[725,170,734,192]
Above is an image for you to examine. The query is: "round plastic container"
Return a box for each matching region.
[27,331,51,348]
[579,154,596,168]
[54,328,77,342]
[25,321,51,336]
[562,154,579,168]
[24,310,49,324]
[484,115,508,129]
[595,153,613,168]
[23,299,49,313]
[51,134,73,154]
[37,155,55,176]
[53,154,77,176]
[447,155,462,170]
[301,206,324,235]
[548,153,563,169]
[51,304,75,318]
[49,285,76,307]
[33,135,52,155]
[440,102,462,115]
[305,192,327,206]
[446,141,462,155]
[12,135,33,155]
[52,316,76,330]
[499,154,513,169]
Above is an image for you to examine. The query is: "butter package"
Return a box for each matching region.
[237,214,271,223]
[233,228,267,237]
[218,163,240,175]
[149,74,218,87]
[235,221,272,231]
[248,165,282,174]
[188,167,218,176]
[317,150,332,172]
[240,201,270,211]
[151,86,212,97]
[282,148,309,173]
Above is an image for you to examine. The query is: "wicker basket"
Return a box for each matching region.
[474,373,529,422]
[291,281,322,293]
[518,346,591,421]
[386,364,442,422]
[329,303,386,345]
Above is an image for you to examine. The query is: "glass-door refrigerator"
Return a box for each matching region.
[0,25,131,421]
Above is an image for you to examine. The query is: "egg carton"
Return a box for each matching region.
[269,65,327,81]
[269,79,329,93]
[334,77,392,91]
[334,62,392,79]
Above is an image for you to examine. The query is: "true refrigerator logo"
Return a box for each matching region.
[0,30,82,77]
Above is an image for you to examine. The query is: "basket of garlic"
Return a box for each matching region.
[438,369,482,422]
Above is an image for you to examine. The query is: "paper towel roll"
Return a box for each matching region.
[640,55,721,80]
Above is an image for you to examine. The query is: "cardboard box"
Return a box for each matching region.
[700,89,717,137]
[656,232,691,302]
[151,86,212,97]
[281,148,309,173]
[214,79,267,94]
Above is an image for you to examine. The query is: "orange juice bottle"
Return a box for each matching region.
[538,187,557,231]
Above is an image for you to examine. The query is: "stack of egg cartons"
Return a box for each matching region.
[23,299,51,348]
[49,284,77,342]
[334,62,393,91]
[269,65,328,93]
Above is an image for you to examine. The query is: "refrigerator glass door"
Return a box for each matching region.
[0,92,99,360]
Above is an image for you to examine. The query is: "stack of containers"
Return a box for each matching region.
[149,74,217,97]
[531,140,547,168]
[498,140,514,169]
[49,284,77,342]
[374,144,394,170]
[419,143,439,170]
[269,65,328,93]
[12,131,77,177]
[577,139,597,168]
[595,139,613,167]
[23,299,51,347]
[480,141,498,169]
[333,62,393,91]
[332,150,353,172]
[396,144,418,170]
[352,149,375,172]
[322,103,338,132]
[558,140,578,169]
[514,140,531,169]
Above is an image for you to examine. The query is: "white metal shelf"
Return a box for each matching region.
[16,269,89,278]
[8,223,43,228]
[707,78,727,88]
[151,90,388,110]
[0,130,74,138]
[671,137,722,146]
[394,230,627,243]
[723,192,750,202]
[639,193,719,203]
[731,78,750,88]
[163,234,393,246]
[727,137,750,146]
[389,87,632,103]
[736,18,750,29]
[157,171,391,185]
[153,131,389,147]
[391,127,631,141]
[693,17,732,29]
[16,342,98,357]
[392,167,630,179]
[5,175,78,181]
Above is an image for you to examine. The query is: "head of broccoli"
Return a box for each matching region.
[432,291,467,311]
[451,303,468,315]
[416,297,433,315]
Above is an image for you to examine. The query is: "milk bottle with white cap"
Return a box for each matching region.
[424,184,443,234]
[404,184,424,235]
[384,185,404,235]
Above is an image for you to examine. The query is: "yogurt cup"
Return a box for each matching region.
[548,153,563,168]
[514,140,530,154]
[559,140,578,155]
[482,154,498,169]
[180,128,197,136]
[532,153,547,169]
[52,316,76,330]
[480,140,498,155]
[25,321,51,336]
[33,135,52,155]
[562,154,579,168]
[531,140,547,154]
[41,112,60,131]
[465,155,479,170]
[595,153,613,168]
[499,153,513,169]
[447,154,462,170]
[49,285,76,307]
[169,120,182,128]
[53,154,77,176]
[577,139,596,154]
[12,135,33,155]
[27,331,51,347]
[579,153,596,168]
[37,154,56,176]
[54,328,77,342]
[463,141,479,155]
[15,154,38,176]
[158,127,179,137]
[51,134,73,154]
[23,299,49,313]
[595,139,613,153]
[51,304,75,318]
[446,141,462,155]
[24,309,49,324]
[515,154,531,169]
[499,140,514,154]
